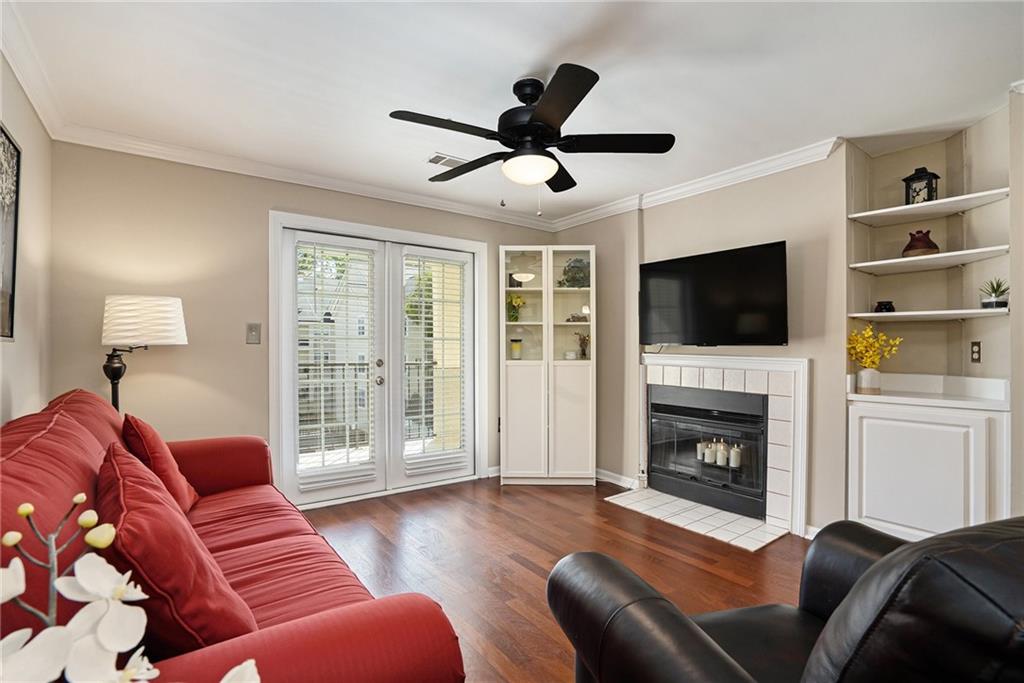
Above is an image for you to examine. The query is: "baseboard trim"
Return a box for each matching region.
[596,469,638,490]
[485,466,500,478]
[804,525,821,540]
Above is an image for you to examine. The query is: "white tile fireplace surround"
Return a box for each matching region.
[639,354,810,538]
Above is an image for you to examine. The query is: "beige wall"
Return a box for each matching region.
[555,212,641,479]
[1010,91,1023,516]
[0,56,52,422]
[640,150,850,528]
[50,142,553,469]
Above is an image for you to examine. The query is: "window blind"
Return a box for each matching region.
[295,241,376,487]
[401,254,467,467]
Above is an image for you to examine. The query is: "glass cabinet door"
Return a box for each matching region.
[503,249,545,361]
[550,248,592,362]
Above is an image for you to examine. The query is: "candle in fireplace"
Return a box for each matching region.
[729,444,742,468]
[716,440,728,467]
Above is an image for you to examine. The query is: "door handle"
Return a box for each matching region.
[375,376,385,386]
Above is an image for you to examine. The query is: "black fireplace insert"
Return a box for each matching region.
[647,384,767,518]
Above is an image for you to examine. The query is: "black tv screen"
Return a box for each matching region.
[639,241,788,346]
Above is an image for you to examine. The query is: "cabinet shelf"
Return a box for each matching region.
[554,322,590,326]
[847,187,1009,227]
[848,308,1009,322]
[848,245,1009,275]
[554,287,590,292]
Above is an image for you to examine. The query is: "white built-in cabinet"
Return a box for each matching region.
[848,390,1011,541]
[500,246,596,484]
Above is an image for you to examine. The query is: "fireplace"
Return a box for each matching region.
[647,384,767,518]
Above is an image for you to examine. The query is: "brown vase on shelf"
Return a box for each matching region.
[902,230,940,258]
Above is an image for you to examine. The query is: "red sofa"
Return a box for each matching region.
[1,390,465,683]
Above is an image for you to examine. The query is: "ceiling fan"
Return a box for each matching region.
[390,63,675,193]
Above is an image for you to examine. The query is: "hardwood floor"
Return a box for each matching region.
[305,479,811,682]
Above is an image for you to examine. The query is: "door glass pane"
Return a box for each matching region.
[552,249,591,361]
[295,241,375,477]
[403,254,466,456]
[504,249,544,360]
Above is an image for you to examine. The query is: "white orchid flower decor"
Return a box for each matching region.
[2,495,259,682]
[56,553,148,653]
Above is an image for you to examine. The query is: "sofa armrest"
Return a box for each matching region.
[548,552,754,683]
[166,436,273,496]
[155,593,465,683]
[799,520,907,621]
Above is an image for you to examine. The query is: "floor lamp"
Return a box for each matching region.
[101,295,188,411]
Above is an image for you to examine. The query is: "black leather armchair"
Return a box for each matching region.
[548,518,1024,682]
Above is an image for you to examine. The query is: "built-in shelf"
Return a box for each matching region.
[848,308,1009,322]
[510,287,542,291]
[507,321,542,326]
[846,373,1010,411]
[554,287,590,292]
[847,187,1010,227]
[848,245,1010,276]
[554,322,590,326]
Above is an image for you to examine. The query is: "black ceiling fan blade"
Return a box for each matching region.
[546,159,577,193]
[390,110,499,140]
[557,133,676,154]
[429,152,508,182]
[529,64,599,130]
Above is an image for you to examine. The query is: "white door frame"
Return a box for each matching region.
[269,211,490,509]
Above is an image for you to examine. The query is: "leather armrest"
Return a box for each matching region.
[548,552,754,683]
[799,520,907,621]
[166,436,273,496]
[155,594,465,683]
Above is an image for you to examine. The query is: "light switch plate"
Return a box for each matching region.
[246,323,262,345]
[970,340,981,364]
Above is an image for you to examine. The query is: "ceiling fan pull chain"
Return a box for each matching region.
[536,186,543,217]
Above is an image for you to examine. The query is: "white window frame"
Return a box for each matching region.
[269,211,490,505]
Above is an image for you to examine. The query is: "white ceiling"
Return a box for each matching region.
[6,2,1023,226]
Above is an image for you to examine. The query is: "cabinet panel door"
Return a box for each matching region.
[502,363,547,476]
[549,363,595,477]
[848,403,988,541]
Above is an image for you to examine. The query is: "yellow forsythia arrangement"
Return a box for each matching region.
[847,324,903,369]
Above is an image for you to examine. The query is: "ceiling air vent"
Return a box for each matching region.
[427,152,468,169]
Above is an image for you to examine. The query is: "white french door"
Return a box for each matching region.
[280,230,475,506]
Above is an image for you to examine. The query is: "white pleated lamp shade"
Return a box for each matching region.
[102,295,188,347]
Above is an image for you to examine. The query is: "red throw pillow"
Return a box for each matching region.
[96,442,257,658]
[122,414,200,513]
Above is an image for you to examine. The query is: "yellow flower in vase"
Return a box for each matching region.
[847,324,903,395]
[506,293,526,322]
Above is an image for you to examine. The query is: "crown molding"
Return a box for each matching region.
[549,194,642,231]
[1,2,64,136]
[57,123,553,230]
[1011,79,1024,95]
[640,137,842,210]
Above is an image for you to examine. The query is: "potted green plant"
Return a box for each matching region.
[980,278,1009,309]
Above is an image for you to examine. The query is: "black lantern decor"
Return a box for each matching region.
[902,167,940,205]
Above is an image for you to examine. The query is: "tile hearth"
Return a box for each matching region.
[605,488,788,551]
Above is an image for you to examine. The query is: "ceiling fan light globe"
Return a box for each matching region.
[511,272,535,283]
[501,152,558,186]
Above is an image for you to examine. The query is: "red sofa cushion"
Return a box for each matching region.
[122,414,200,513]
[96,442,257,658]
[213,535,373,628]
[188,484,317,554]
[45,388,124,448]
[0,411,107,633]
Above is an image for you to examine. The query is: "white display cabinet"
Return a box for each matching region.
[500,245,596,484]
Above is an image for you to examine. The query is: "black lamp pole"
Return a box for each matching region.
[102,346,147,411]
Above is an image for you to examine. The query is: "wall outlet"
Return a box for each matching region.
[246,323,262,345]
[970,340,982,364]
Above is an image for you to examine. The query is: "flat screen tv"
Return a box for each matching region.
[639,241,788,346]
